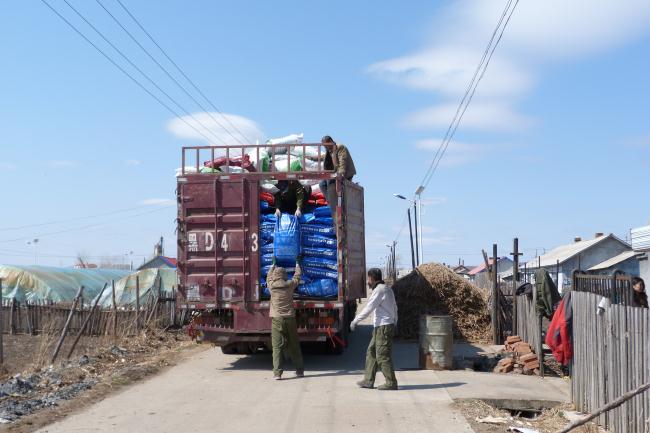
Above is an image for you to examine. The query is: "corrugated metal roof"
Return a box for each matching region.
[632,225,650,251]
[523,234,628,269]
[588,250,638,271]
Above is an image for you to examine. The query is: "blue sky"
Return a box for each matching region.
[1,0,649,269]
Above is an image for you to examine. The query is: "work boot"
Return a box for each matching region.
[377,383,398,391]
[274,373,282,381]
[296,369,304,378]
[356,380,373,389]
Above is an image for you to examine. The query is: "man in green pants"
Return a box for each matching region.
[267,258,304,380]
[350,268,398,390]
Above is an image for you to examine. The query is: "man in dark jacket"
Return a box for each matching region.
[274,180,308,217]
[319,135,357,226]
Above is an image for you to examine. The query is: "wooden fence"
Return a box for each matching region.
[514,292,544,376]
[571,273,649,433]
[0,296,184,337]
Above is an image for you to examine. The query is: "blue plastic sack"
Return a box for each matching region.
[303,256,337,271]
[261,214,277,223]
[260,200,269,210]
[302,234,337,249]
[274,214,301,265]
[261,230,274,243]
[261,253,274,267]
[261,222,276,231]
[297,279,338,297]
[303,266,338,280]
[312,217,334,227]
[298,213,316,224]
[314,206,332,218]
[301,225,336,238]
[261,243,274,254]
[302,247,337,260]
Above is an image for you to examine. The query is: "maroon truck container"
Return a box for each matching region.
[176,144,366,354]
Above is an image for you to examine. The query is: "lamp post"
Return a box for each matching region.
[393,194,419,267]
[26,239,39,265]
[414,186,425,265]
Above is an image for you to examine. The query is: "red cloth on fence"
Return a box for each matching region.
[545,291,573,366]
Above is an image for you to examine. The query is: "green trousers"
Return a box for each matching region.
[271,317,304,375]
[364,324,398,387]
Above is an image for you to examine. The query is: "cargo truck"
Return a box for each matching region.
[176,144,366,354]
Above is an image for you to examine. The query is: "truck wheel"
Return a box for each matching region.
[220,344,237,354]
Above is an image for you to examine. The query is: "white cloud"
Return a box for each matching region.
[167,112,263,147]
[405,101,533,131]
[46,160,78,167]
[141,198,175,206]
[369,0,650,133]
[125,159,141,166]
[368,47,531,98]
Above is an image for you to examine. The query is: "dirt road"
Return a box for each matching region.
[37,322,475,433]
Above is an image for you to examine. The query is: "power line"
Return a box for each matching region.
[94,0,248,146]
[59,0,227,145]
[114,0,254,145]
[0,204,172,232]
[40,0,218,145]
[419,0,520,190]
[0,205,173,244]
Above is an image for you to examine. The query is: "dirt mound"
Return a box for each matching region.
[392,263,491,342]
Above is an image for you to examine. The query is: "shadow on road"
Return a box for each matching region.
[398,382,466,391]
[221,324,421,373]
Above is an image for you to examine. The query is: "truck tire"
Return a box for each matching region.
[221,344,237,354]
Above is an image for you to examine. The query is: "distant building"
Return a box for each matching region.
[522,233,633,291]
[469,257,513,290]
[137,236,177,270]
[468,257,513,280]
[138,256,177,270]
[631,224,650,283]
[588,250,640,275]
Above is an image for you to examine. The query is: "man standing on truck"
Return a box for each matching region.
[267,257,305,380]
[274,180,309,217]
[319,135,357,225]
[350,268,398,390]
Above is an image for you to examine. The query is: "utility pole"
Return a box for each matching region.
[413,201,419,266]
[407,208,416,270]
[511,238,523,335]
[492,243,500,345]
[392,240,397,281]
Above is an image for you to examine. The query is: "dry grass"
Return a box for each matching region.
[454,399,606,433]
[392,263,492,342]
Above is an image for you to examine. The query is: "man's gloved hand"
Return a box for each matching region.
[350,322,357,332]
[274,208,281,217]
[295,208,302,217]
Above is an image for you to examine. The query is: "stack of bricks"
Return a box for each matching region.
[493,335,541,376]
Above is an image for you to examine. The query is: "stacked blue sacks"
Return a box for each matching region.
[259,199,339,298]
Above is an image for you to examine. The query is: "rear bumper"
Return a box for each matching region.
[183,300,349,344]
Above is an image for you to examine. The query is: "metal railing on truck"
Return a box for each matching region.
[180,144,335,179]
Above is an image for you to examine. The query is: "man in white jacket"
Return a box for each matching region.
[350,268,398,390]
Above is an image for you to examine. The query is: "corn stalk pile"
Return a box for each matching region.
[392,263,492,342]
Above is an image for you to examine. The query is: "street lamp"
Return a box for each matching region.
[26,239,39,265]
[393,194,419,267]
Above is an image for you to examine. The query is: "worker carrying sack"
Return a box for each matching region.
[273,214,302,266]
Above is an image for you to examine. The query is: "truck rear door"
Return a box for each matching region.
[343,181,366,300]
[178,178,260,305]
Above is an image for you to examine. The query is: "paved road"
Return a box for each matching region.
[38,321,475,433]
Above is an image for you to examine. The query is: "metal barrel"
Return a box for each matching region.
[418,315,453,370]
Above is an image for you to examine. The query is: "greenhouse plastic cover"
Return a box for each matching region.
[96,268,178,308]
[0,265,129,303]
